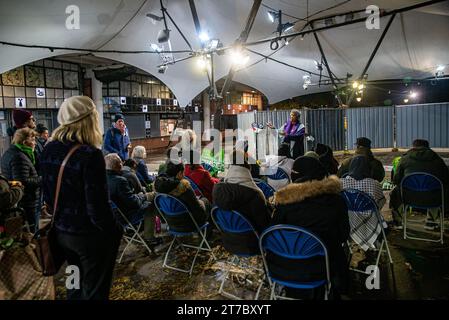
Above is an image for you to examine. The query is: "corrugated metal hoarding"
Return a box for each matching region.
[347,106,394,149]
[306,108,345,152]
[396,103,449,148]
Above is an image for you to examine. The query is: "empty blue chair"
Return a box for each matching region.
[110,201,154,263]
[400,172,445,244]
[267,167,291,191]
[341,189,393,274]
[154,194,215,275]
[254,179,275,199]
[211,207,264,299]
[259,224,331,300]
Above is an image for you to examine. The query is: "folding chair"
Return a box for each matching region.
[259,224,331,300]
[201,162,214,173]
[254,179,276,199]
[341,189,393,275]
[267,167,291,190]
[400,172,445,244]
[211,207,265,300]
[154,193,216,276]
[110,201,154,263]
[183,176,204,198]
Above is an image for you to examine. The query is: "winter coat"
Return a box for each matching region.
[338,147,385,182]
[1,145,41,220]
[134,158,153,186]
[154,177,208,232]
[280,121,305,159]
[318,145,339,175]
[103,127,129,161]
[121,166,145,194]
[185,164,219,202]
[106,170,150,215]
[35,137,47,160]
[40,141,118,235]
[271,175,349,285]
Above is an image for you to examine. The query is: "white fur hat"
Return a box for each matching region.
[58,96,95,125]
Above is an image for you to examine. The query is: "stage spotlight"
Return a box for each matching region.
[229,49,249,66]
[352,81,359,89]
[199,31,210,43]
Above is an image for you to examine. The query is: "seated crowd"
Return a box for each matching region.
[1,96,448,301]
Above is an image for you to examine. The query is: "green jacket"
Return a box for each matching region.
[337,147,385,182]
[393,147,449,186]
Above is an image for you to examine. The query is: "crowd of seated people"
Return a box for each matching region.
[2,94,449,302]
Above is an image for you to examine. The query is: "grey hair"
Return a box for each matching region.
[131,145,146,159]
[104,153,122,170]
[290,109,300,118]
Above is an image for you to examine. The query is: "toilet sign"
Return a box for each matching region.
[142,105,148,112]
[16,98,26,108]
[36,88,46,98]
[194,106,199,113]
[173,99,178,106]
[156,98,162,106]
[120,97,126,105]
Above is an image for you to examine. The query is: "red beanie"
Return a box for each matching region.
[13,109,33,128]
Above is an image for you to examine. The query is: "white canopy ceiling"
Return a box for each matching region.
[1,0,448,106]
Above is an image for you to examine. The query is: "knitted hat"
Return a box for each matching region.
[355,137,371,148]
[58,96,95,125]
[291,156,328,183]
[13,109,33,128]
[114,113,125,122]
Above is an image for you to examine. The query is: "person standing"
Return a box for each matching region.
[35,123,49,158]
[1,128,41,229]
[269,109,305,160]
[103,113,130,161]
[40,96,121,300]
[6,109,36,138]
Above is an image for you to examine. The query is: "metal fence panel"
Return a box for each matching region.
[396,103,449,148]
[306,108,345,151]
[254,110,291,129]
[347,106,394,149]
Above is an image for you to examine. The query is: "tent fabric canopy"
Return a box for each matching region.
[0,0,448,106]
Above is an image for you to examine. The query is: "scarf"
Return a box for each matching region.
[284,120,299,136]
[224,165,265,198]
[15,144,35,165]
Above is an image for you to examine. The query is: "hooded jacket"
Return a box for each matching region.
[271,175,349,283]
[337,147,385,182]
[154,177,207,231]
[393,147,449,186]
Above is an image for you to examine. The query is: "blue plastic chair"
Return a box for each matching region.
[259,224,331,300]
[400,172,445,244]
[184,176,204,198]
[266,167,291,191]
[211,207,264,300]
[110,201,154,263]
[254,179,276,199]
[154,194,215,275]
[201,162,214,173]
[341,189,393,274]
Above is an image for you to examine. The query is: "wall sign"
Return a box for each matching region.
[145,121,151,129]
[142,105,148,112]
[173,99,178,106]
[36,88,46,98]
[156,98,162,106]
[16,98,26,108]
[120,97,126,105]
[194,106,199,113]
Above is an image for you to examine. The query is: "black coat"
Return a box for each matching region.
[40,141,118,235]
[106,170,149,215]
[213,183,272,234]
[271,176,349,286]
[1,145,41,219]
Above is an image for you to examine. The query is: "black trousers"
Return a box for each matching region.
[56,229,122,300]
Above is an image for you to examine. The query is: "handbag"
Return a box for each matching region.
[34,144,81,276]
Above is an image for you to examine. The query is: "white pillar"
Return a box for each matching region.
[202,91,211,140]
[85,69,104,134]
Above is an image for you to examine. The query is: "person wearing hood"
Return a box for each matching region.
[337,137,385,182]
[389,139,449,230]
[263,143,295,191]
[341,155,386,209]
[103,113,130,161]
[271,156,349,299]
[315,143,339,175]
[213,150,272,234]
[1,128,41,229]
[154,160,209,232]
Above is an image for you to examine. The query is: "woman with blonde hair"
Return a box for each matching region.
[131,145,153,188]
[39,96,121,300]
[1,127,41,229]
